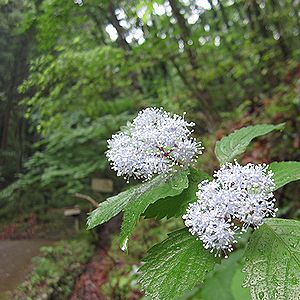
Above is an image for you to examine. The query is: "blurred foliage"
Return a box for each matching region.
[100,218,183,299]
[0,1,299,299]
[0,0,299,219]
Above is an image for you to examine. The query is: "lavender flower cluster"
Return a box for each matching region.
[106,108,202,181]
[183,162,276,256]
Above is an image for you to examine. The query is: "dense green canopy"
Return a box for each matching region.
[1,0,299,216]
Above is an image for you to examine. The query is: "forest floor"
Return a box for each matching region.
[69,248,112,300]
[0,212,122,300]
[0,209,83,299]
[69,217,122,300]
[0,240,54,299]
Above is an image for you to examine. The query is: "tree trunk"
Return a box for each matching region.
[269,0,290,59]
[217,0,230,30]
[169,0,198,70]
[107,2,131,51]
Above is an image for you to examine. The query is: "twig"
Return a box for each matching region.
[74,193,99,208]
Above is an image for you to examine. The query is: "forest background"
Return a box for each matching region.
[0,0,299,299]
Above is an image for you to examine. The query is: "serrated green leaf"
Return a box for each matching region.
[269,161,300,191]
[173,252,251,300]
[87,170,189,230]
[143,169,211,220]
[215,123,285,165]
[243,218,300,300]
[200,250,251,300]
[120,171,189,251]
[231,263,251,300]
[139,228,218,300]
[86,188,132,230]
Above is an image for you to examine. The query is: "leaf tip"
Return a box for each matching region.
[120,237,129,253]
[275,122,285,130]
[86,217,94,230]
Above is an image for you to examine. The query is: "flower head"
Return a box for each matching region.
[107,107,202,181]
[183,161,276,256]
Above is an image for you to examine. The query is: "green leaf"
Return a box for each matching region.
[215,123,285,165]
[87,170,189,232]
[243,218,300,300]
[268,161,300,191]
[139,228,218,300]
[231,264,251,300]
[86,188,133,230]
[143,169,211,220]
[171,252,251,300]
[199,250,251,300]
[120,171,189,251]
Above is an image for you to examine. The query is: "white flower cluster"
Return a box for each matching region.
[106,107,202,181]
[183,162,276,256]
[74,0,83,6]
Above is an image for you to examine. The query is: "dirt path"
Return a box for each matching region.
[70,217,122,300]
[69,248,113,300]
[0,240,53,299]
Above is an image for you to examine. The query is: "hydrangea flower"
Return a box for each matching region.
[106,107,202,181]
[183,161,276,256]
